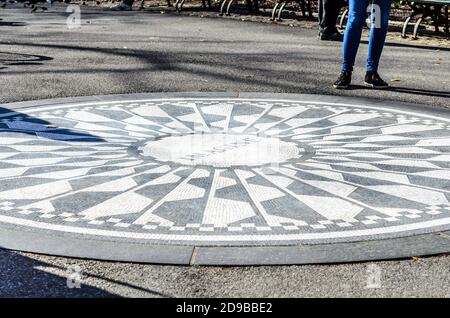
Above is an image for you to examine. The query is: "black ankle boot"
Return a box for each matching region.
[365,71,389,89]
[333,71,352,89]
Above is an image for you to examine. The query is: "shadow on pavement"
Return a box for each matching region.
[0,107,106,142]
[65,265,173,297]
[0,248,119,297]
[0,21,27,27]
[0,248,174,297]
[0,51,53,66]
[388,86,450,99]
[349,84,450,99]
[361,40,450,52]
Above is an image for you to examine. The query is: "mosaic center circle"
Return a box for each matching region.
[139,133,302,168]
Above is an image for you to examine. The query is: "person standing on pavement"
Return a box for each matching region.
[318,0,345,41]
[333,0,391,89]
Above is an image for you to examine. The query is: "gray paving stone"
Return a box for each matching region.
[193,233,450,265]
[0,224,194,264]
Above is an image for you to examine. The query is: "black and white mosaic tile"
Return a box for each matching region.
[2,96,450,245]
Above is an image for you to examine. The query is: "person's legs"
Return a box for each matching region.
[364,0,391,88]
[366,0,391,72]
[318,0,324,29]
[341,0,369,72]
[319,0,341,35]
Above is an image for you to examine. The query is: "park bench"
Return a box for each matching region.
[174,0,211,12]
[173,0,312,18]
[338,1,449,39]
[170,0,313,20]
[270,0,313,21]
[219,0,257,16]
[401,0,449,38]
[218,0,313,19]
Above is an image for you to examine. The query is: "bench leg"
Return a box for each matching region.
[402,16,411,38]
[226,0,236,15]
[413,17,423,39]
[277,2,287,21]
[445,5,449,34]
[339,8,348,29]
[245,0,253,11]
[180,0,187,11]
[433,9,440,32]
[175,0,186,12]
[253,0,259,12]
[307,0,313,17]
[219,0,228,15]
[271,2,280,21]
[298,1,306,16]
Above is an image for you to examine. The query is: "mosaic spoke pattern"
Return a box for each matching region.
[1,97,450,245]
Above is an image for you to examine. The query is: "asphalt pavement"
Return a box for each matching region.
[0,4,448,107]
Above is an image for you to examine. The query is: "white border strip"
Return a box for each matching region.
[0,214,449,242]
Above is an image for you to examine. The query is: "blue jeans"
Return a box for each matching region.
[342,0,391,72]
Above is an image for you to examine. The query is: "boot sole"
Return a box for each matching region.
[364,82,389,89]
[333,84,350,89]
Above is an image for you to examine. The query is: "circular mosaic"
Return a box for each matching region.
[2,95,450,246]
